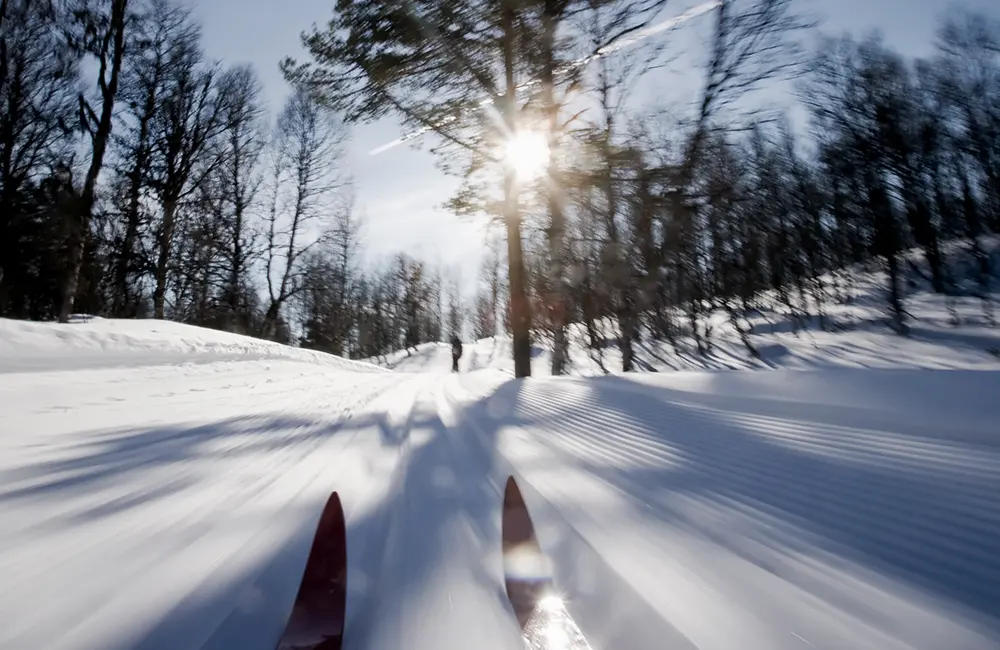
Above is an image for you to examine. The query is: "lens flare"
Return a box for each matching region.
[503,131,550,181]
[538,594,564,612]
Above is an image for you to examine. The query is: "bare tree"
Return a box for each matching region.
[0,0,8,95]
[666,0,810,350]
[806,36,910,332]
[299,194,364,355]
[261,87,347,339]
[537,0,670,373]
[571,0,674,371]
[0,0,79,316]
[934,11,1000,321]
[147,24,225,319]
[214,64,266,332]
[444,268,464,339]
[108,0,193,315]
[285,0,537,376]
[326,192,363,348]
[59,0,130,321]
[479,231,504,338]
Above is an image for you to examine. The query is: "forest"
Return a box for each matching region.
[1,0,998,375]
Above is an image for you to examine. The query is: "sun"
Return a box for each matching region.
[503,130,550,181]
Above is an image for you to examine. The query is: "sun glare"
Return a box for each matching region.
[538,594,564,612]
[503,130,550,181]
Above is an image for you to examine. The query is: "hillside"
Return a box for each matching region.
[378,244,1000,375]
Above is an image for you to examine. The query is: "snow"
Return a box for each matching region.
[489,371,1000,649]
[2,314,1000,650]
[0,316,383,374]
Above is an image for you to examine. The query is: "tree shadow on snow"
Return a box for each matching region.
[345,386,524,648]
[127,382,527,650]
[0,409,418,512]
[493,376,1000,625]
[100,396,484,650]
[3,381,536,650]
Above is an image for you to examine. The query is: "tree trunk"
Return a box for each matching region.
[261,301,280,340]
[113,207,140,316]
[886,249,906,333]
[153,198,178,319]
[618,308,636,372]
[229,206,244,331]
[905,197,945,293]
[502,0,531,378]
[541,0,567,375]
[60,0,129,322]
[871,180,907,334]
[115,158,147,315]
[114,100,155,316]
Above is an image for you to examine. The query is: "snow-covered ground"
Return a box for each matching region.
[376,303,1000,380]
[2,316,999,650]
[489,370,1000,649]
[0,317,382,374]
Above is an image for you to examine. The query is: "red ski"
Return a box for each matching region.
[502,476,594,648]
[502,476,554,629]
[276,492,347,650]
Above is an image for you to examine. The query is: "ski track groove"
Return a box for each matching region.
[513,393,1000,551]
[0,363,413,650]
[6,316,1000,650]
[509,380,1000,620]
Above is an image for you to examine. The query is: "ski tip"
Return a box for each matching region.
[276,491,347,650]
[502,476,554,629]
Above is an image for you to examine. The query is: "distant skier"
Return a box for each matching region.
[450,335,463,373]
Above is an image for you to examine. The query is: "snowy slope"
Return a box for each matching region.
[0,316,383,373]
[0,320,403,650]
[3,317,1000,650]
[0,319,532,650]
[374,274,1000,376]
[458,370,1000,650]
[376,242,1000,376]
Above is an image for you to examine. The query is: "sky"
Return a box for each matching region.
[186,0,1000,297]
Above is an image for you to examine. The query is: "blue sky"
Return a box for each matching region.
[186,0,1000,296]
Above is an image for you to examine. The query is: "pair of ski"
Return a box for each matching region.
[275,477,550,650]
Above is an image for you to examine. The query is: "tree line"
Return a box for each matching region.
[525,9,1000,370]
[291,0,999,374]
[0,0,465,358]
[3,0,998,373]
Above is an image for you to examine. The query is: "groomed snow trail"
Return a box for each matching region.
[0,320,542,650]
[466,369,1000,650]
[3,319,1000,650]
[0,353,413,650]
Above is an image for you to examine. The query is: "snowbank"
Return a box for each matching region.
[0,317,384,373]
